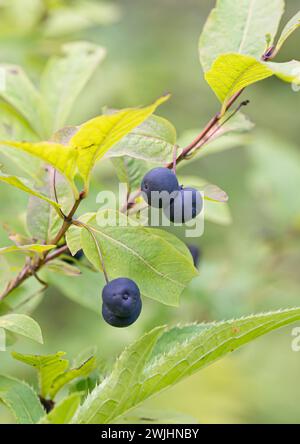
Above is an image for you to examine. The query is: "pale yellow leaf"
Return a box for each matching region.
[70,95,170,189]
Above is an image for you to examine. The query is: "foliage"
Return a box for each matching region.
[0,0,299,424]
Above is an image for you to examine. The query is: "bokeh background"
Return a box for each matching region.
[0,0,300,424]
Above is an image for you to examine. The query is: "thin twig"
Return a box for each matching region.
[172,145,178,174]
[190,99,250,154]
[0,192,86,301]
[167,89,245,167]
[53,169,59,206]
[44,245,69,264]
[32,270,49,289]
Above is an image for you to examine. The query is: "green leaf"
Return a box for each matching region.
[0,97,170,193]
[210,111,254,140]
[72,346,98,368]
[199,0,285,72]
[0,65,46,137]
[266,59,300,84]
[0,101,38,142]
[203,184,228,203]
[116,408,197,424]
[39,393,81,424]
[0,140,79,195]
[112,157,149,194]
[66,212,95,256]
[45,259,81,277]
[177,175,228,203]
[1,277,44,316]
[12,351,68,399]
[72,326,165,424]
[177,117,252,161]
[81,211,198,306]
[27,168,74,243]
[109,114,176,196]
[48,356,96,399]
[205,53,300,113]
[0,314,43,344]
[45,264,105,313]
[106,114,177,163]
[43,1,120,37]
[177,176,231,225]
[205,200,232,226]
[0,244,56,255]
[40,42,106,134]
[0,328,6,351]
[0,172,61,212]
[0,102,42,181]
[0,375,44,424]
[276,11,300,53]
[12,350,96,400]
[74,307,300,424]
[70,95,170,189]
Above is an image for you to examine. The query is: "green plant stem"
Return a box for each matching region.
[167,88,245,166]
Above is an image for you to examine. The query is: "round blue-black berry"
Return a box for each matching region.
[102,299,142,328]
[141,167,180,208]
[102,277,141,318]
[74,249,84,261]
[63,249,84,264]
[164,187,203,223]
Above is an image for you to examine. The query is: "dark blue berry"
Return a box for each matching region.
[74,249,84,261]
[64,249,84,264]
[102,299,142,328]
[164,187,203,223]
[187,244,201,268]
[141,167,180,208]
[102,277,140,317]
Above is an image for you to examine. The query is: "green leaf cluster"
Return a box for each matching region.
[199,0,300,113]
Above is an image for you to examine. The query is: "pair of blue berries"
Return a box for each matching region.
[101,168,203,328]
[141,167,203,223]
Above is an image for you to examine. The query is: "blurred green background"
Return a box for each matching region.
[0,0,300,424]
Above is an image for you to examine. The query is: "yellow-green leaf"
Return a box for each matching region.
[70,95,170,189]
[0,65,46,138]
[0,173,61,211]
[65,212,95,256]
[81,211,198,306]
[205,53,300,113]
[0,375,44,424]
[39,393,81,424]
[0,244,56,255]
[0,314,43,345]
[199,0,285,72]
[12,351,68,399]
[41,42,106,134]
[276,11,300,54]
[0,140,78,195]
[48,356,96,398]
